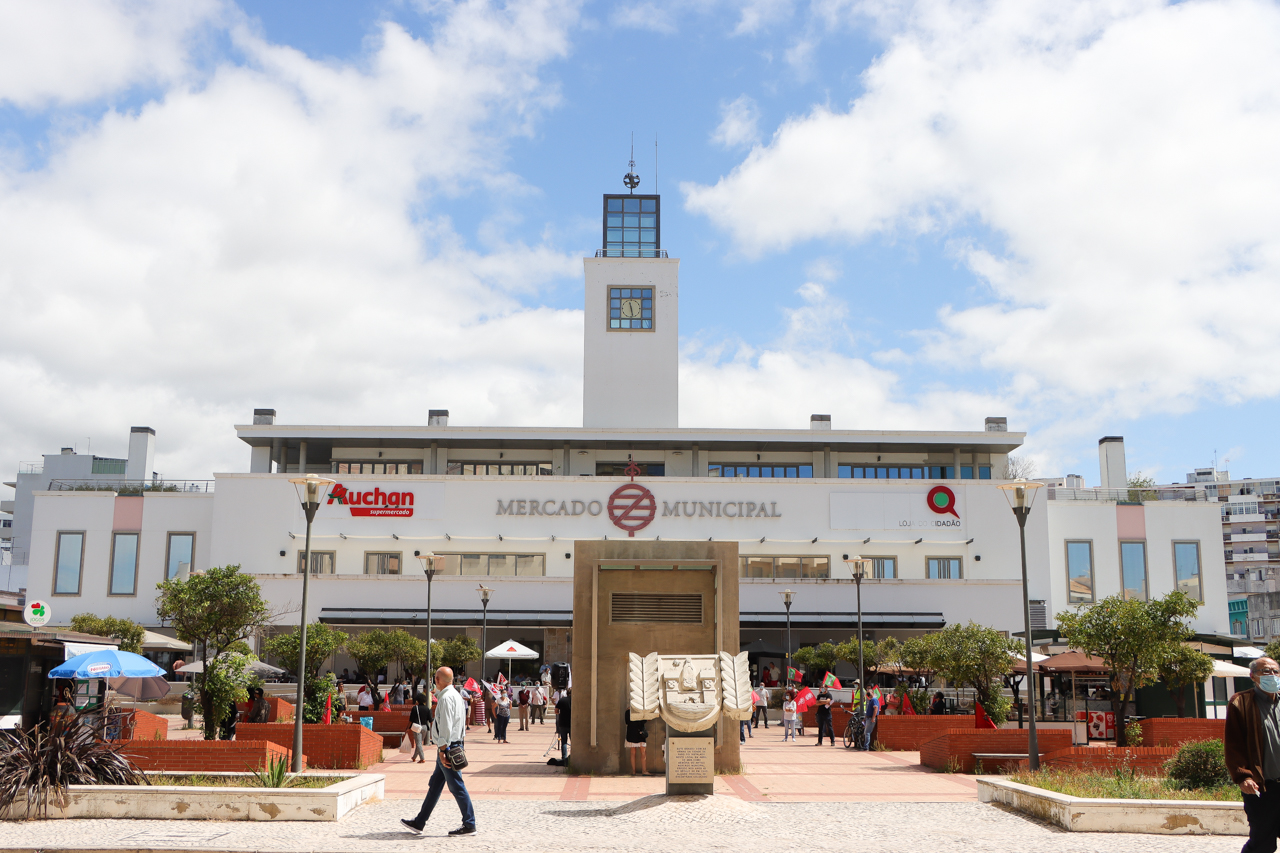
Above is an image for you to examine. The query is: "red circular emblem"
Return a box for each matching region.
[607,483,656,537]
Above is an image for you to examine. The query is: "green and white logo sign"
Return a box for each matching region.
[24,599,51,627]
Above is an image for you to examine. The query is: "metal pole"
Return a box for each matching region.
[426,569,434,683]
[855,571,864,702]
[292,501,318,773]
[481,599,489,682]
[785,602,792,684]
[1016,508,1040,770]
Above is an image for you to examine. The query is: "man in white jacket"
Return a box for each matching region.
[401,667,476,836]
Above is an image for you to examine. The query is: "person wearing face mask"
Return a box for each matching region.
[1226,656,1280,852]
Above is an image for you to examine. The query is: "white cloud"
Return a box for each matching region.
[711,94,761,148]
[0,0,223,108]
[0,1,583,480]
[732,0,794,36]
[684,0,1280,428]
[610,3,678,34]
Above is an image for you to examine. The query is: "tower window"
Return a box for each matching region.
[602,195,660,257]
[609,287,654,330]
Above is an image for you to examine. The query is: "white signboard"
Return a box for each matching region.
[829,488,967,532]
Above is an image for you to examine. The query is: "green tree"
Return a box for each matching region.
[874,637,902,678]
[794,642,840,681]
[1057,590,1201,745]
[432,635,483,674]
[264,623,349,722]
[155,565,271,740]
[1157,644,1216,718]
[69,614,145,654]
[345,630,395,680]
[900,634,940,686]
[386,629,429,680]
[1264,640,1280,662]
[926,622,1020,724]
[1127,472,1158,502]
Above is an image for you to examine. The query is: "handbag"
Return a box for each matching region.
[399,734,414,754]
[410,722,423,733]
[444,742,468,770]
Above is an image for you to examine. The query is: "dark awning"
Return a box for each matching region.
[317,608,572,628]
[739,611,945,630]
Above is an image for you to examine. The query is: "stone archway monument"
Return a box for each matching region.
[570,540,747,794]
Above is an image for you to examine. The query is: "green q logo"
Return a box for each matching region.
[927,486,959,518]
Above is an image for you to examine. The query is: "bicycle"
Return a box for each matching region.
[842,709,866,750]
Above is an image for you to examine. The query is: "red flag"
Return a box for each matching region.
[496,672,508,686]
[322,691,332,725]
[787,666,803,682]
[974,702,997,729]
[901,691,917,715]
[821,672,841,689]
[751,690,760,704]
[794,687,817,712]
[463,677,480,693]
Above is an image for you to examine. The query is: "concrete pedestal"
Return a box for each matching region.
[665,725,714,795]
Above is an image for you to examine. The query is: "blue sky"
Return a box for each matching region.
[1,0,1278,486]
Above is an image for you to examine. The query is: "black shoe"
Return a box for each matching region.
[449,825,477,836]
[400,819,424,834]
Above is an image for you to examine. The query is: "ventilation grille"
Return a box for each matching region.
[1029,600,1048,631]
[611,592,703,624]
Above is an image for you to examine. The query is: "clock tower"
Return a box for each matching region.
[583,176,678,428]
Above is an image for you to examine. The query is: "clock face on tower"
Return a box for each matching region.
[609,287,653,330]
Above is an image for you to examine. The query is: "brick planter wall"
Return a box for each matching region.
[1139,718,1224,748]
[237,697,295,723]
[106,709,168,743]
[117,740,302,772]
[875,716,972,751]
[237,723,383,769]
[1038,746,1177,774]
[919,729,1073,773]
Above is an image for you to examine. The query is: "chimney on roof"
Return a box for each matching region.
[1098,436,1127,490]
[428,410,449,427]
[810,414,831,431]
[985,417,1008,432]
[126,427,156,482]
[253,408,276,425]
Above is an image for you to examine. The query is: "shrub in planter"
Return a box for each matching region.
[1165,738,1230,790]
[0,711,148,817]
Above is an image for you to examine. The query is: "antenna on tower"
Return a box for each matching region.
[654,134,658,195]
[623,132,640,193]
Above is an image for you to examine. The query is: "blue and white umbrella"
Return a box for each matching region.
[49,649,166,680]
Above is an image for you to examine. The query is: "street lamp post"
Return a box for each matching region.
[478,585,493,681]
[997,478,1045,771]
[417,554,440,684]
[287,473,336,774]
[780,589,794,684]
[844,557,869,692]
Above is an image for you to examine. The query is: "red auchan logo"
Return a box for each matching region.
[327,483,415,517]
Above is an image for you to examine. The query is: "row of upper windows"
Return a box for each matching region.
[840,465,992,480]
[738,555,957,580]
[606,197,657,213]
[52,531,194,597]
[1064,539,1203,604]
[299,551,546,577]
[332,461,994,478]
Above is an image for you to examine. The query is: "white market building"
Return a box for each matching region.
[19,189,1230,674]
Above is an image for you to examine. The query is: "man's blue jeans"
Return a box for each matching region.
[864,713,879,750]
[413,750,475,830]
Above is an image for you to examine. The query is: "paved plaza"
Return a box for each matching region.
[0,719,1251,852]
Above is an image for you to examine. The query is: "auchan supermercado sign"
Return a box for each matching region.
[326,483,415,517]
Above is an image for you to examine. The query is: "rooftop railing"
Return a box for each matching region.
[1047,487,1209,503]
[47,479,214,494]
[594,249,669,258]
[18,462,42,474]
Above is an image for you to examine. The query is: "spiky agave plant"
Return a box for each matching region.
[0,710,148,818]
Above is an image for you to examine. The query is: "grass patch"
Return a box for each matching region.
[1010,768,1241,802]
[148,774,349,789]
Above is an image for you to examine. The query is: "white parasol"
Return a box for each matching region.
[485,640,539,683]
